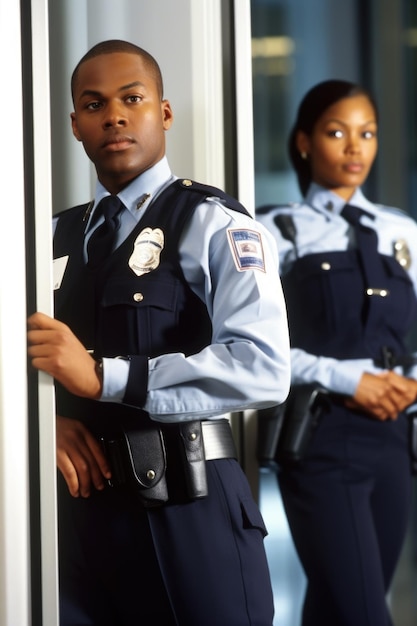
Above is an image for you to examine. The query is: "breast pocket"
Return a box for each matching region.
[99,275,178,356]
[284,251,363,340]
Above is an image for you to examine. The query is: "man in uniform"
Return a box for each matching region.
[27,40,290,625]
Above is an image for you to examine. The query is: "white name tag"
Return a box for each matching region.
[53,255,69,290]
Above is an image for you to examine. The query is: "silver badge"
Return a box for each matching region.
[393,239,411,270]
[129,227,164,276]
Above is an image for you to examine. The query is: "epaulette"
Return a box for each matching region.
[256,202,299,215]
[54,202,91,220]
[176,178,250,217]
[375,203,411,219]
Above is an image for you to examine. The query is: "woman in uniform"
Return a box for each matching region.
[258,79,417,626]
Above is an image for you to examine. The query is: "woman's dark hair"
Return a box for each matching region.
[288,79,378,195]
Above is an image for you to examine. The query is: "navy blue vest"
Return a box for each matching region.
[53,179,249,432]
[282,248,417,362]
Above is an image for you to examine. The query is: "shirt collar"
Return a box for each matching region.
[90,156,174,221]
[305,183,375,217]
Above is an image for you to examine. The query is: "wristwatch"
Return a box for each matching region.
[94,357,104,383]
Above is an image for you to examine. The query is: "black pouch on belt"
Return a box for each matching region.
[101,424,168,508]
[178,421,208,499]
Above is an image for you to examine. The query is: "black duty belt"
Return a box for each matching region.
[101,418,237,507]
[200,419,237,460]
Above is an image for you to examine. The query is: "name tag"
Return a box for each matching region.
[53,255,69,290]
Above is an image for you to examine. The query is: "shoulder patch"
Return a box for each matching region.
[177,179,250,217]
[227,228,266,272]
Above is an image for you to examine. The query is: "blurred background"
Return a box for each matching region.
[251,0,417,213]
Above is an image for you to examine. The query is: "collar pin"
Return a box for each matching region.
[82,200,94,222]
[136,193,151,211]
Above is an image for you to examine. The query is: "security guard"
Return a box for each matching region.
[258,80,417,626]
[27,41,290,625]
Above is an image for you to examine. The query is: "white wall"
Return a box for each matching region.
[0,1,31,624]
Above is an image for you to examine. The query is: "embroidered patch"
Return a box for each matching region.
[227,229,266,272]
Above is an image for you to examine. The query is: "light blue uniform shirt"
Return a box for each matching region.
[56,157,291,422]
[257,183,417,397]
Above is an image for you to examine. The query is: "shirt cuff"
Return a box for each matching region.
[327,360,364,396]
[123,355,149,407]
[100,357,130,402]
[406,364,417,381]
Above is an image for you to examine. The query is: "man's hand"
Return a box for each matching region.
[346,371,417,421]
[27,312,102,399]
[57,415,112,497]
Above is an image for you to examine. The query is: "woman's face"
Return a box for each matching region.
[297,94,378,201]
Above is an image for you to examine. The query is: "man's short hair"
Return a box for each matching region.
[71,39,164,103]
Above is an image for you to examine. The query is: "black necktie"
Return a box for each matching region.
[341,203,388,334]
[341,204,386,292]
[87,196,124,267]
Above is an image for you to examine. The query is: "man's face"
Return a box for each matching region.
[71,52,173,194]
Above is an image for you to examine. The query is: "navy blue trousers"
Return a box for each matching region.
[58,458,274,626]
[278,402,412,626]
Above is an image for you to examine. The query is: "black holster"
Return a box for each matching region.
[257,384,329,466]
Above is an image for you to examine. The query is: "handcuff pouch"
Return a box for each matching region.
[101,424,168,507]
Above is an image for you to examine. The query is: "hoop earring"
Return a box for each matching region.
[301,151,308,160]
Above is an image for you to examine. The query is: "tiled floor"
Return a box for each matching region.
[259,468,417,626]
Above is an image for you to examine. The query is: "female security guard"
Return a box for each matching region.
[258,80,417,626]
